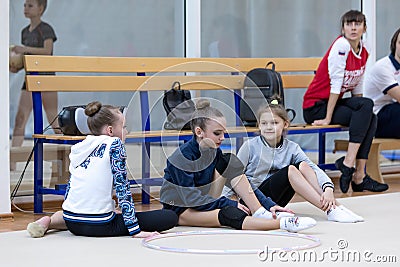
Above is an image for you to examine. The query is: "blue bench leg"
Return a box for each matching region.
[317,132,336,170]
[318,132,326,165]
[32,91,44,213]
[141,142,151,204]
[33,140,44,213]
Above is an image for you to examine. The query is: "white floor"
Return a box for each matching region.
[2,193,399,267]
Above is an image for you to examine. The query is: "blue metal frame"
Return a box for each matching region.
[138,72,152,204]
[32,91,44,213]
[287,126,347,171]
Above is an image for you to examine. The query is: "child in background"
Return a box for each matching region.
[10,0,59,156]
[27,101,178,238]
[160,99,317,232]
[223,100,363,223]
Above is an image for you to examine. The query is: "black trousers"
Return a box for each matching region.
[376,102,400,138]
[65,209,178,237]
[303,97,377,159]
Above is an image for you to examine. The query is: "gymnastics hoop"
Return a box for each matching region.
[142,230,320,255]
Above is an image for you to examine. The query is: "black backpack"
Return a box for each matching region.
[239,61,295,126]
[163,81,195,130]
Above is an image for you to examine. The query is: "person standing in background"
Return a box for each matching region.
[10,0,59,170]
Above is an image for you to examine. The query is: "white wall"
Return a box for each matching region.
[1,0,11,215]
[363,0,377,65]
[185,0,201,58]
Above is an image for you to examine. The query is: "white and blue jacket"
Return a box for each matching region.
[62,135,140,235]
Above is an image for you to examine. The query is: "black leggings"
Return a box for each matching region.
[65,209,178,237]
[257,165,297,207]
[303,97,377,159]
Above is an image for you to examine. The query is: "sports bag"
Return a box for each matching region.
[163,81,195,130]
[239,61,295,126]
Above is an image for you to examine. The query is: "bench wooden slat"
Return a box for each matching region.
[24,56,321,73]
[334,138,400,152]
[32,125,345,141]
[32,134,86,141]
[282,75,315,89]
[372,138,400,150]
[25,74,315,92]
[26,75,245,92]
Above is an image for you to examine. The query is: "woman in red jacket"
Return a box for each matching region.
[302,10,388,193]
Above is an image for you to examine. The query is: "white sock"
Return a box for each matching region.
[280,217,316,232]
[338,205,364,222]
[253,207,273,219]
[253,207,294,219]
[327,206,358,223]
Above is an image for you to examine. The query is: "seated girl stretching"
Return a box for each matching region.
[223,100,363,223]
[27,101,178,238]
[160,99,316,232]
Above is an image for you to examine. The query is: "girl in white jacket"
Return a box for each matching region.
[27,101,177,238]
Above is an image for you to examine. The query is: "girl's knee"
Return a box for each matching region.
[162,210,179,229]
[288,164,301,175]
[298,161,311,171]
[371,114,378,127]
[14,116,27,126]
[14,110,31,126]
[360,97,374,110]
[288,163,309,181]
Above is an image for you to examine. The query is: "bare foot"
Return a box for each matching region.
[132,231,160,238]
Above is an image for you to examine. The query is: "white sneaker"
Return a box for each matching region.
[327,206,358,223]
[253,207,294,219]
[280,217,316,232]
[338,205,364,222]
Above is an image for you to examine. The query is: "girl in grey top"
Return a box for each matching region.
[223,100,363,223]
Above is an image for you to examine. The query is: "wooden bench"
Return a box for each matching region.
[24,55,348,212]
[334,138,400,183]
